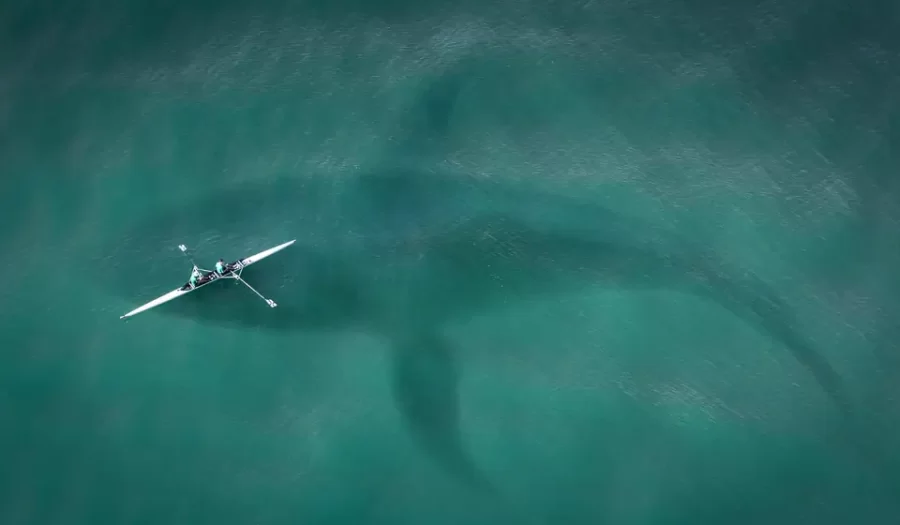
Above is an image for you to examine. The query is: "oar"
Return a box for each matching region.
[178,244,210,272]
[231,274,278,308]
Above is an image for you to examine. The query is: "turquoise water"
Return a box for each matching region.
[2,1,899,524]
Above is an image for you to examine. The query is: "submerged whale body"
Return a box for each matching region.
[98,166,852,490]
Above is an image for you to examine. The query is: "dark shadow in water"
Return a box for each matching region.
[88,54,859,496]
[391,330,496,493]
[92,164,857,493]
[381,54,475,169]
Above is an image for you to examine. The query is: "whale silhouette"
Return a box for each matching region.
[93,164,854,493]
[91,57,864,496]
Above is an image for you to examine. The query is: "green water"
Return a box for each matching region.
[2,1,899,524]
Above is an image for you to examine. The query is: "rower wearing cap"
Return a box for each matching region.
[189,267,202,287]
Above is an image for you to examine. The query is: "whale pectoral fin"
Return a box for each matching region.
[389,330,493,491]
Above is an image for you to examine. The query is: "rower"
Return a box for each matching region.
[215,259,227,275]
[190,267,202,287]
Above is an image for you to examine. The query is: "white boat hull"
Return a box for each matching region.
[236,239,296,269]
[119,239,295,319]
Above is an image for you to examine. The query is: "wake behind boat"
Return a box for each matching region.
[119,239,295,319]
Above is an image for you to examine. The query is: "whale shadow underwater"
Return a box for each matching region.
[96,56,877,496]
[95,165,857,494]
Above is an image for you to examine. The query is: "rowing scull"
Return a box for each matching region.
[119,239,295,319]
